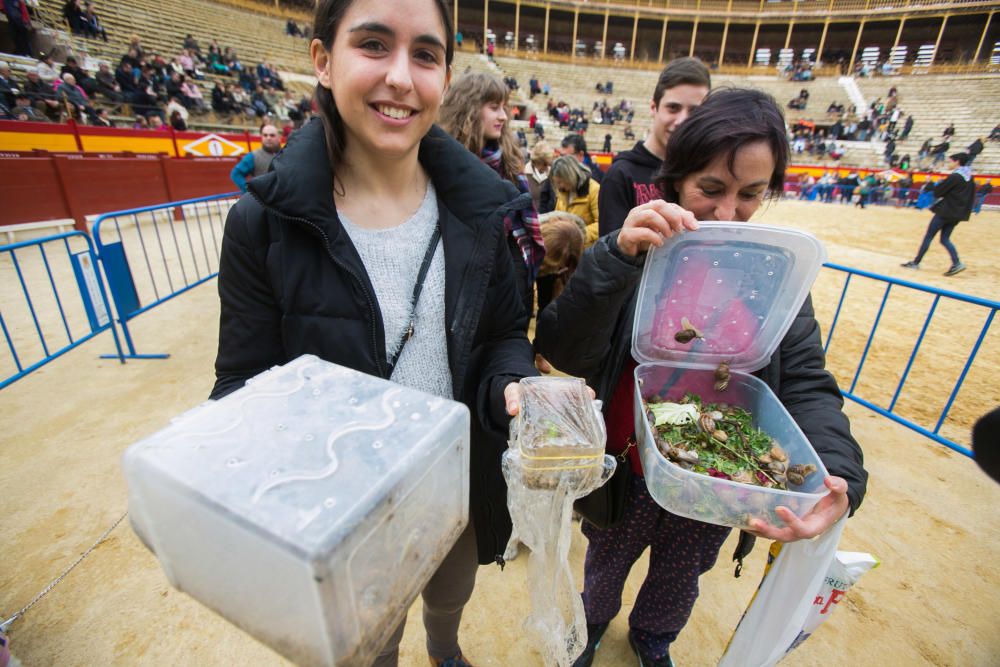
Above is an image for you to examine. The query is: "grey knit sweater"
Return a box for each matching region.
[340,183,452,399]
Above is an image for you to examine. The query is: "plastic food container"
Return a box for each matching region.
[123,355,470,667]
[510,376,607,489]
[631,223,830,529]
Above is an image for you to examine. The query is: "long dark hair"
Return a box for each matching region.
[312,0,454,173]
[655,88,788,204]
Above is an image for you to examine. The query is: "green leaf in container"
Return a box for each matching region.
[648,402,699,427]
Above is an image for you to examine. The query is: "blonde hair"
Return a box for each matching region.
[529,140,556,167]
[438,72,523,184]
[549,155,590,193]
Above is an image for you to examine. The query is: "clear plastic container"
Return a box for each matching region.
[631,223,830,529]
[123,355,470,667]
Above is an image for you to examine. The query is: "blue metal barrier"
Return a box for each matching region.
[820,262,998,457]
[1,231,124,389]
[91,193,239,359]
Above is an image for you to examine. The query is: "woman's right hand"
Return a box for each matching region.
[616,200,699,257]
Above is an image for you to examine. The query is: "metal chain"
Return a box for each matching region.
[1,511,128,633]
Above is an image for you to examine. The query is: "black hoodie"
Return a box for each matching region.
[598,141,664,237]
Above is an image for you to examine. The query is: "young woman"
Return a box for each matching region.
[549,154,600,248]
[211,1,537,665]
[438,71,545,323]
[535,88,868,667]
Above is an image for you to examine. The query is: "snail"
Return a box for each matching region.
[714,361,731,392]
[769,444,788,462]
[674,316,704,344]
[711,429,728,443]
[698,413,716,433]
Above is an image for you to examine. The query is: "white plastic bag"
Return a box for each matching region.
[718,517,849,667]
[504,377,613,667]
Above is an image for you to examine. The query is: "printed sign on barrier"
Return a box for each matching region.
[182,134,247,157]
[71,250,110,331]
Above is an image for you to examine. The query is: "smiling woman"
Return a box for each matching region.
[211,0,540,666]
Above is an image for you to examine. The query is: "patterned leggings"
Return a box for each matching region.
[581,475,731,658]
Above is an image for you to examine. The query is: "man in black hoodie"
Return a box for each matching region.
[598,57,710,236]
[902,152,976,276]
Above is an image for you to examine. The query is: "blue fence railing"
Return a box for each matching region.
[820,262,999,457]
[1,231,124,389]
[91,192,239,359]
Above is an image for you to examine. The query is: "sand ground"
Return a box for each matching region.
[1,201,999,666]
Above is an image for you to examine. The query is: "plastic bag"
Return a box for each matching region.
[504,377,613,667]
[718,517,849,667]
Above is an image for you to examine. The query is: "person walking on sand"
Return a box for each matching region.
[902,152,975,276]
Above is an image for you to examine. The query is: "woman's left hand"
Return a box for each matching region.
[746,476,850,543]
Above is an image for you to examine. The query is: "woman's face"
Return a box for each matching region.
[675,140,775,222]
[551,175,571,193]
[312,0,451,160]
[481,100,507,141]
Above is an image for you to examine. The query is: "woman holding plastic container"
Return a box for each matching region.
[535,88,868,667]
[437,71,546,323]
[210,0,537,664]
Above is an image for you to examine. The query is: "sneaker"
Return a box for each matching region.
[944,263,966,276]
[429,651,475,667]
[900,261,920,269]
[627,631,675,667]
[571,622,609,667]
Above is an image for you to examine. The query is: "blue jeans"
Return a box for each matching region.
[914,213,960,265]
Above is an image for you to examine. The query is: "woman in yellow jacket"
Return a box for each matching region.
[550,155,600,247]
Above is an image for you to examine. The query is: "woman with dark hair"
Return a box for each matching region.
[438,71,545,323]
[211,0,538,665]
[536,88,868,667]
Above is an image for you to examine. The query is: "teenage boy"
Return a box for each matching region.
[597,58,711,236]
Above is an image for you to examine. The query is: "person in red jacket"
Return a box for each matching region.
[1,0,33,56]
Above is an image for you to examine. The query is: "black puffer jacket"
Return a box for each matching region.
[536,232,868,557]
[211,119,538,565]
[930,170,976,221]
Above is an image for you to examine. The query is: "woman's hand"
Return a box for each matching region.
[616,200,699,257]
[746,476,850,543]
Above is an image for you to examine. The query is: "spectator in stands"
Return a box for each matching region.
[178,49,196,77]
[36,53,59,84]
[11,91,47,121]
[942,123,955,139]
[61,56,98,96]
[128,34,145,62]
[0,62,15,109]
[61,0,87,35]
[2,0,33,56]
[166,95,188,124]
[438,71,545,324]
[537,87,866,667]
[119,48,140,73]
[990,123,1000,142]
[93,62,121,102]
[230,123,281,192]
[561,134,603,183]
[902,152,975,276]
[55,73,93,119]
[930,139,950,168]
[145,113,165,131]
[90,106,112,126]
[901,114,914,140]
[598,57,710,238]
[285,18,300,36]
[965,137,984,166]
[169,109,186,131]
[210,81,229,114]
[23,70,59,119]
[83,2,108,41]
[183,34,201,58]
[899,153,912,171]
[529,74,539,98]
[180,77,205,113]
[207,44,229,75]
[550,155,600,248]
[602,133,612,153]
[132,114,148,129]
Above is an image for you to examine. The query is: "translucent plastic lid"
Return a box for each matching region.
[631,222,827,372]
